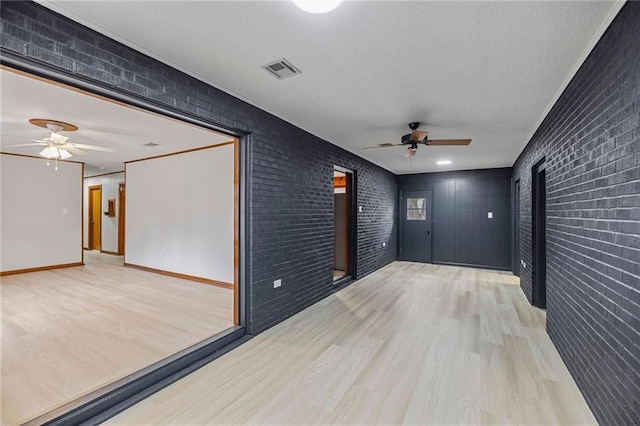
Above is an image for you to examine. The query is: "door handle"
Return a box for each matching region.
[427,230,431,235]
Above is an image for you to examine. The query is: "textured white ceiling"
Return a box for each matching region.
[0,69,233,174]
[37,1,622,173]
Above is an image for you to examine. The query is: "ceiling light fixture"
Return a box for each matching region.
[292,0,342,14]
[59,149,72,160]
[10,118,115,171]
[40,146,60,159]
[40,145,72,171]
[437,160,452,165]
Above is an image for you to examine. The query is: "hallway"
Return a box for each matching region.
[108,262,596,425]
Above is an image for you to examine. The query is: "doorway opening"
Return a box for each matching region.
[399,190,433,263]
[333,166,356,284]
[1,65,246,425]
[532,159,546,308]
[514,179,521,276]
[88,185,102,250]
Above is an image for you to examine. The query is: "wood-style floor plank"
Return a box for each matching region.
[108,261,596,425]
[1,251,233,426]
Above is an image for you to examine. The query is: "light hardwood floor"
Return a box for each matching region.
[1,251,234,426]
[108,261,596,425]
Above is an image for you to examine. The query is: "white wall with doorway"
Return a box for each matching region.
[83,172,125,253]
[125,143,234,284]
[1,154,83,272]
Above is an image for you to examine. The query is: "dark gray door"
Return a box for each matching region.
[400,190,432,262]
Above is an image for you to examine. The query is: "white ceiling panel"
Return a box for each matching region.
[0,69,233,174]
[32,1,624,173]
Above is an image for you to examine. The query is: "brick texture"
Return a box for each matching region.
[0,1,397,335]
[513,3,640,424]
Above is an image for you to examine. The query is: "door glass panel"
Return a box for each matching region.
[407,197,426,220]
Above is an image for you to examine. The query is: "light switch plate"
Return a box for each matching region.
[274,279,282,288]
[488,212,493,219]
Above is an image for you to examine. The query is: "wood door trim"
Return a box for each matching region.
[81,163,85,264]
[0,262,84,276]
[84,171,125,179]
[0,151,84,164]
[344,181,349,274]
[233,138,240,325]
[123,263,233,290]
[124,141,234,164]
[88,185,102,250]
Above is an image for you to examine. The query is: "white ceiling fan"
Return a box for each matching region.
[3,119,115,163]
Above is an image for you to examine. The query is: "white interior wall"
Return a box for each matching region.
[83,172,125,253]
[125,144,234,283]
[1,154,83,272]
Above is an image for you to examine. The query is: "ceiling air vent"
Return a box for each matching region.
[143,142,159,147]
[262,58,301,80]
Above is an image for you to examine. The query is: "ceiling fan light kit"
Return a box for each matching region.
[363,122,472,160]
[39,146,72,160]
[3,118,116,170]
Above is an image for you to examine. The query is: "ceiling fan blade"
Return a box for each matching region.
[66,143,115,152]
[426,139,472,146]
[0,134,40,141]
[3,142,47,147]
[411,130,428,142]
[362,143,405,149]
[64,146,88,156]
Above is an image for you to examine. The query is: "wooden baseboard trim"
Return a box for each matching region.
[123,263,233,289]
[0,262,84,276]
[100,250,121,256]
[83,247,90,250]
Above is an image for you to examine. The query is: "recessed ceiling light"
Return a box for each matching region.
[292,0,342,14]
[100,167,105,170]
[437,160,452,165]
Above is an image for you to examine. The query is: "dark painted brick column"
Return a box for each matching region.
[513,3,640,424]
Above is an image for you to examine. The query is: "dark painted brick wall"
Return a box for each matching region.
[513,3,640,424]
[0,1,397,335]
[398,168,512,270]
